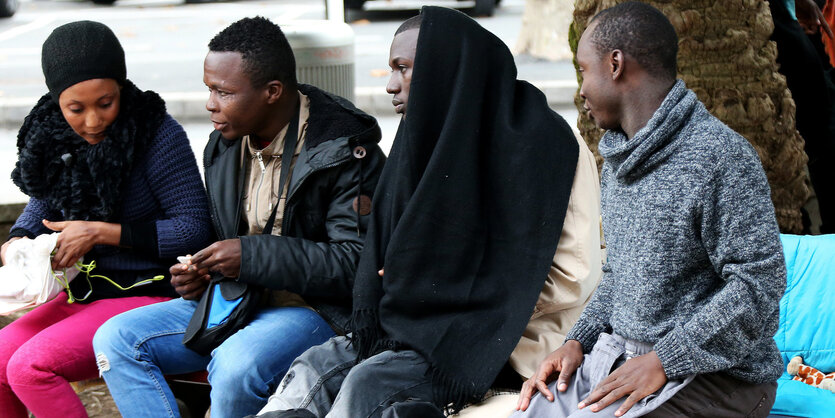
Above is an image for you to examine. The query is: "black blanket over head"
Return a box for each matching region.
[350,6,579,412]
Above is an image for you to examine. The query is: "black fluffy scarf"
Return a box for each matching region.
[350,6,579,413]
[12,80,166,221]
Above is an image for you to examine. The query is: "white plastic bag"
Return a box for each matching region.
[0,233,80,315]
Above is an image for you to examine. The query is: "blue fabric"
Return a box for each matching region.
[771,234,835,417]
[93,297,335,418]
[207,283,241,328]
[784,0,797,21]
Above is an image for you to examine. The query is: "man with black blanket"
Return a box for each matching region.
[255,6,596,417]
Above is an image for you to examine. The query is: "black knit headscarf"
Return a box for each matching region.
[350,6,579,413]
[12,21,165,222]
[41,21,127,103]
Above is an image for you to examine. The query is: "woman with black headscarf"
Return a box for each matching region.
[0,21,212,417]
[256,6,579,417]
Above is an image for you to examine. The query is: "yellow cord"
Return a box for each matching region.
[51,260,165,303]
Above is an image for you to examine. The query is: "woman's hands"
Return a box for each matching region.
[43,220,121,269]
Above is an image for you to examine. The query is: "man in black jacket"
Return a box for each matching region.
[93,17,385,417]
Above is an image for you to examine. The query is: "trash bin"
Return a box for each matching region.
[283,20,355,102]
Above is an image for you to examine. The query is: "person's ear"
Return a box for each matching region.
[265,80,284,104]
[610,49,624,81]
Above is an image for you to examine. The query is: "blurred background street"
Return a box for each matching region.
[0,0,579,204]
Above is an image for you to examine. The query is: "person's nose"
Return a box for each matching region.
[206,91,218,112]
[85,110,103,129]
[386,74,399,95]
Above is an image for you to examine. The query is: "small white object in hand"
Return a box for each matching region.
[177,255,192,265]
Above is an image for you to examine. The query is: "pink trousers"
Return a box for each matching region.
[0,292,170,418]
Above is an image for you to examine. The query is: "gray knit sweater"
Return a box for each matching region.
[565,80,786,384]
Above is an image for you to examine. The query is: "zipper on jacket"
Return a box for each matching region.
[271,154,281,213]
[254,150,267,222]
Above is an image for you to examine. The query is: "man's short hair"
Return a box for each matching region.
[208,16,298,90]
[588,1,678,80]
[395,14,422,36]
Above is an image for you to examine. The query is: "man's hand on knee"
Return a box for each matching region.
[578,350,667,417]
[516,339,584,412]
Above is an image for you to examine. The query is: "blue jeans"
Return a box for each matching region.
[92,297,335,418]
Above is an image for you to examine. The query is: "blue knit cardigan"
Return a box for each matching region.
[10,115,213,300]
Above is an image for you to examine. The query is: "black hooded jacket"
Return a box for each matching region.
[203,84,385,332]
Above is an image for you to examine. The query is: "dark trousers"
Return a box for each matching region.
[771,0,835,233]
[644,372,776,418]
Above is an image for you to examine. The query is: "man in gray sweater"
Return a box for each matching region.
[514,2,786,417]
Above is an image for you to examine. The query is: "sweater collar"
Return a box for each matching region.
[599,80,698,180]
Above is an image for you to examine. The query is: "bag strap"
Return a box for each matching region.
[263,102,301,236]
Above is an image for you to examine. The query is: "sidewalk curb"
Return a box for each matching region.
[0,81,578,128]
